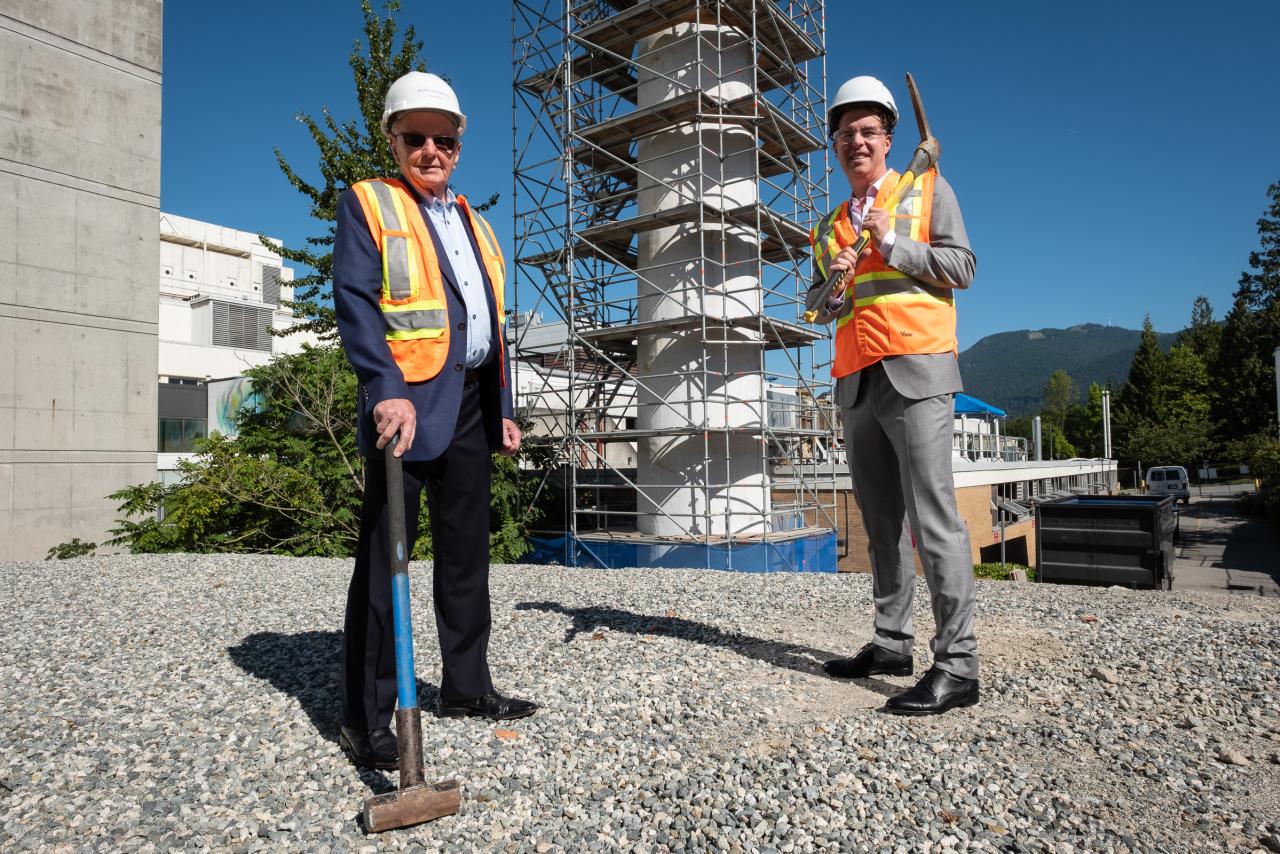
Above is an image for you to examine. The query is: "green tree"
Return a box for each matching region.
[1118,316,1166,425]
[1042,422,1077,460]
[265,0,495,339]
[1178,296,1221,368]
[1004,415,1033,442]
[1064,382,1105,457]
[110,347,363,555]
[1041,369,1078,431]
[1215,182,1280,437]
[110,348,543,560]
[1114,342,1212,470]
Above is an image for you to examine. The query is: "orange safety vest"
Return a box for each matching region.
[350,178,506,383]
[809,169,957,378]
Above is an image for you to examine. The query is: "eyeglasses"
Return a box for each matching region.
[831,127,889,146]
[395,132,459,153]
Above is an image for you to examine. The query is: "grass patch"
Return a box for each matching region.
[973,562,1036,582]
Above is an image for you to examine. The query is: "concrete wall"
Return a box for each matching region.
[0,1,163,560]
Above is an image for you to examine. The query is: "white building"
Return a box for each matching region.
[156,213,320,478]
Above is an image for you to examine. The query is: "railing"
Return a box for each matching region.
[952,430,1029,462]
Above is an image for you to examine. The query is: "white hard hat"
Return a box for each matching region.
[381,71,467,137]
[827,76,898,136]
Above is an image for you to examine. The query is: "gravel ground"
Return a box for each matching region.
[1,555,1278,853]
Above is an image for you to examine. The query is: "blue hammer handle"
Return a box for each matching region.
[385,437,419,712]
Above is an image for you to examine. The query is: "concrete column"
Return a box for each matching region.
[632,23,769,538]
[1101,389,1112,459]
[0,0,162,560]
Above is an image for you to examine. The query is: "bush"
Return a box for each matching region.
[1246,437,1280,527]
[45,538,97,560]
[973,562,1036,582]
[108,346,542,560]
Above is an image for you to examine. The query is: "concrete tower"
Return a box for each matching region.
[0,1,163,559]
[633,24,768,538]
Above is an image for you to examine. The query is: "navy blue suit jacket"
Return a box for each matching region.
[333,176,513,462]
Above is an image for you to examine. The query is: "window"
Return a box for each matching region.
[1150,470,1165,481]
[158,417,207,452]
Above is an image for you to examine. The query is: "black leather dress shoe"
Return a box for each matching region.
[339,726,399,770]
[884,666,979,716]
[438,691,539,721]
[823,643,913,679]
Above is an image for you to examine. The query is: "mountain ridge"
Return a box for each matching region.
[958,322,1179,414]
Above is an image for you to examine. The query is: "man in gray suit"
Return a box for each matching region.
[807,75,979,715]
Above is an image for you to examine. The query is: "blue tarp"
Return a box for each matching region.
[525,530,837,573]
[954,392,1006,418]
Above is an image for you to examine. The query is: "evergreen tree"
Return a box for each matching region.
[1064,382,1104,457]
[1041,369,1078,432]
[1114,340,1212,470]
[1178,296,1221,368]
[265,0,495,339]
[1120,316,1166,425]
[1215,183,1280,437]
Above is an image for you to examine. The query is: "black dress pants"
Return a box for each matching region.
[341,381,495,730]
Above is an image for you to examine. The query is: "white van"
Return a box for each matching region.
[1145,466,1190,504]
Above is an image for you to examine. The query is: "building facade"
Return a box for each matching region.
[156,213,318,480]
[1,1,163,561]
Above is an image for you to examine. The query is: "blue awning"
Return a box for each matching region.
[954,393,1006,417]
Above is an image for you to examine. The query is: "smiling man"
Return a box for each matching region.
[331,71,536,770]
[805,75,980,716]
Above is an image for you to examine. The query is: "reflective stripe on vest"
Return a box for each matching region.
[809,169,956,377]
[351,179,506,382]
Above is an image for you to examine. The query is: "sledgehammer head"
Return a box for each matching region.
[362,707,462,832]
[363,778,462,832]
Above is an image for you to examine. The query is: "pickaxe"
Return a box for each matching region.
[804,72,940,323]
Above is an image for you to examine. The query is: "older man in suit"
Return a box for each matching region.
[332,71,537,769]
[807,75,979,716]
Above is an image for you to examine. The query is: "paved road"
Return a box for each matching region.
[1172,482,1279,597]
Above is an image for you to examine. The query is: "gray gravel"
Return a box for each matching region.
[2,554,1278,852]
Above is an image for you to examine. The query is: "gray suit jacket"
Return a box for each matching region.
[805,173,976,404]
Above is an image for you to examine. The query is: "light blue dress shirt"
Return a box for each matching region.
[420,189,492,369]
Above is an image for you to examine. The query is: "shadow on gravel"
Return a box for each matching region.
[515,601,900,698]
[226,631,439,751]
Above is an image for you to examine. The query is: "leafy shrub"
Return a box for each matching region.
[108,346,542,560]
[1244,437,1280,527]
[45,538,97,560]
[973,562,1036,582]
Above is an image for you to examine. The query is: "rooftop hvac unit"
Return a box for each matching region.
[192,298,273,352]
[261,265,282,308]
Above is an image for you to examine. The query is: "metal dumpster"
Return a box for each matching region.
[1035,495,1177,589]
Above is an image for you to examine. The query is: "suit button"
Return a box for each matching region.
[457,322,465,331]
[454,364,463,372]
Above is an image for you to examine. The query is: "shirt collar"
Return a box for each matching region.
[850,171,890,208]
[424,187,457,212]
[397,174,456,210]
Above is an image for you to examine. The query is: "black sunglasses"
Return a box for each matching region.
[395,131,459,153]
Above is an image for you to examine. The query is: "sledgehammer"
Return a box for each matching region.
[804,72,941,323]
[361,437,462,832]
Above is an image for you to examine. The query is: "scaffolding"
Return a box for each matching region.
[512,0,837,571]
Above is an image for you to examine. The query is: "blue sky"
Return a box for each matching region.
[161,0,1280,351]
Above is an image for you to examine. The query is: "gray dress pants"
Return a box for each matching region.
[842,362,979,679]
